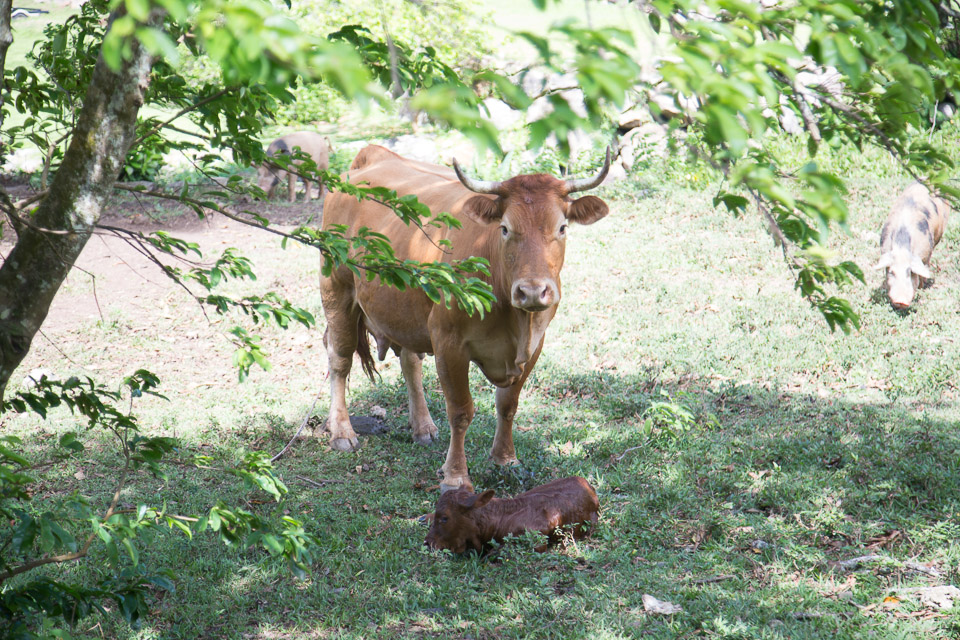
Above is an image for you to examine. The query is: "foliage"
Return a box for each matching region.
[289,0,493,70]
[628,0,960,330]
[0,373,316,637]
[272,80,349,126]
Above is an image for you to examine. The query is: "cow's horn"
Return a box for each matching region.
[564,147,611,194]
[453,159,503,194]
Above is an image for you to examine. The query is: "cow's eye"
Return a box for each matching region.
[559,224,567,235]
[500,225,509,237]
[439,516,448,524]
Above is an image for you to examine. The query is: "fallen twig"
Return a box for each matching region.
[834,554,885,571]
[294,475,344,488]
[270,390,323,463]
[689,574,735,585]
[904,561,942,578]
[833,554,942,577]
[791,611,852,620]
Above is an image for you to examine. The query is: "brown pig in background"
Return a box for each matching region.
[424,477,599,554]
[257,131,331,202]
[875,182,949,309]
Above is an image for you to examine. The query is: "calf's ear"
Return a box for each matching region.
[462,196,502,225]
[566,196,609,225]
[462,489,496,510]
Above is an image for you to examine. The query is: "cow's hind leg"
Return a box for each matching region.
[400,347,438,445]
[491,339,544,466]
[320,278,362,452]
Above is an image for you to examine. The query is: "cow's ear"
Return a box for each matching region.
[462,196,502,224]
[566,195,609,225]
[462,489,496,510]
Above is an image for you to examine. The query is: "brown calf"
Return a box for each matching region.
[424,477,600,554]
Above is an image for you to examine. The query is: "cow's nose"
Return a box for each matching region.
[891,301,910,310]
[511,279,558,311]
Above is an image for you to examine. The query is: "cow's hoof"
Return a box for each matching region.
[330,436,359,452]
[411,421,439,446]
[413,430,438,446]
[492,461,534,481]
[491,455,521,467]
[440,478,474,494]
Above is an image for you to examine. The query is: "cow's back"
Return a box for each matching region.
[324,145,492,263]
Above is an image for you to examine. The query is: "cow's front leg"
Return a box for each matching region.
[435,348,474,492]
[400,347,438,445]
[491,339,544,466]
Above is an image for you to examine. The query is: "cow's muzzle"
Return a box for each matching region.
[511,279,558,312]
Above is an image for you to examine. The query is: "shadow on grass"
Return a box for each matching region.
[40,362,960,638]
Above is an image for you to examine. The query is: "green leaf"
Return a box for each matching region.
[59,432,85,452]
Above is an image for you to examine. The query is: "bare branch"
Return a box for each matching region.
[0,439,131,586]
[132,88,232,149]
[792,83,821,144]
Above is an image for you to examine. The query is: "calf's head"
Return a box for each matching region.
[424,488,496,553]
[874,249,930,309]
[453,151,611,312]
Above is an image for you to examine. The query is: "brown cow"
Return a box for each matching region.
[424,477,600,554]
[320,145,610,491]
[874,182,950,309]
[257,132,331,202]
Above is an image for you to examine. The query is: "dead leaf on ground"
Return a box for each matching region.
[642,594,683,615]
[865,529,903,549]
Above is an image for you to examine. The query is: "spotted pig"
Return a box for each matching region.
[875,182,949,309]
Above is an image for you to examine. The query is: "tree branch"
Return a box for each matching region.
[0,437,131,586]
[131,88,231,149]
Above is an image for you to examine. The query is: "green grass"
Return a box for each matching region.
[6,133,960,638]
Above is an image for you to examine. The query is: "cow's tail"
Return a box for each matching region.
[356,315,378,382]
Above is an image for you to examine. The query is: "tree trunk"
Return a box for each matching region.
[0,0,12,140]
[0,12,156,402]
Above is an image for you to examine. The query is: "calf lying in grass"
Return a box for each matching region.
[424,477,600,554]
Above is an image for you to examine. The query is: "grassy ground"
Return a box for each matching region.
[5,121,960,638]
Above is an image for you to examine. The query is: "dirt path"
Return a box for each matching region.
[6,199,341,419]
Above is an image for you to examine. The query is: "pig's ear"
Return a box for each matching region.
[462,489,495,510]
[872,253,893,270]
[910,256,932,279]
